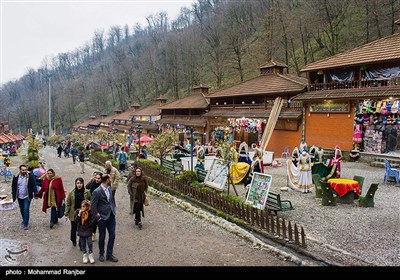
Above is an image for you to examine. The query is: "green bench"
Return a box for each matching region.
[161,159,183,176]
[196,169,208,182]
[266,191,294,215]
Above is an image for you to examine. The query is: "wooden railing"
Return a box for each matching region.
[140,164,307,248]
[308,78,400,92]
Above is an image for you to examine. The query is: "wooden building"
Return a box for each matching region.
[293,22,400,153]
[204,60,307,155]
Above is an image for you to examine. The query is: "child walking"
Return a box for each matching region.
[75,200,95,264]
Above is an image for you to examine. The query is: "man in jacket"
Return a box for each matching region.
[11,164,37,230]
[91,174,118,262]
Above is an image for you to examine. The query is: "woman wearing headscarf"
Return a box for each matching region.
[126,167,148,229]
[36,168,66,228]
[64,177,91,247]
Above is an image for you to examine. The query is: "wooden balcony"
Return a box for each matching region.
[308,78,400,92]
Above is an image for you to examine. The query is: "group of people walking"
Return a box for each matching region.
[11,149,149,265]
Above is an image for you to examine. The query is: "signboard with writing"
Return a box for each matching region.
[310,102,349,113]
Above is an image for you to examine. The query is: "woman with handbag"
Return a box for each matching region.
[126,167,148,229]
[64,177,91,247]
[36,169,66,228]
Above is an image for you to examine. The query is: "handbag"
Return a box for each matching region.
[57,200,65,218]
[144,193,150,206]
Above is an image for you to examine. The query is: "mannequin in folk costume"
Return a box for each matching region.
[287,151,313,193]
[229,144,251,185]
[329,145,342,178]
[309,145,317,166]
[238,141,252,165]
[353,124,362,144]
[194,145,205,170]
[299,140,308,153]
[244,148,263,197]
[291,146,300,167]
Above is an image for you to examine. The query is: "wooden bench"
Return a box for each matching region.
[161,159,183,176]
[196,169,208,182]
[266,191,294,215]
[359,183,379,207]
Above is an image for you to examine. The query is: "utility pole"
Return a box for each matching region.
[48,75,52,136]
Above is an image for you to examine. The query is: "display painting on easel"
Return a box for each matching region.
[204,158,229,190]
[245,172,272,210]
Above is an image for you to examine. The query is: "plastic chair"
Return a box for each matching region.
[281,146,290,158]
[384,160,400,184]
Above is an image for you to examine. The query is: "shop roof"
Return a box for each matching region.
[208,74,307,98]
[160,91,209,110]
[132,103,161,116]
[301,33,400,72]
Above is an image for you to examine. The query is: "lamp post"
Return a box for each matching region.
[189,128,194,172]
[48,74,52,136]
[135,124,143,158]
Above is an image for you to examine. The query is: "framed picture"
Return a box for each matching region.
[204,159,229,191]
[245,172,272,210]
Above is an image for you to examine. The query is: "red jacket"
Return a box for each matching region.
[37,176,66,213]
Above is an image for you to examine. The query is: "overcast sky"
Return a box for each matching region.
[0,0,195,84]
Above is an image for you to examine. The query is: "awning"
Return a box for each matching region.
[293,87,400,101]
[156,119,207,127]
[202,108,302,119]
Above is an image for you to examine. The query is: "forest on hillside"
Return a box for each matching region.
[1,0,399,134]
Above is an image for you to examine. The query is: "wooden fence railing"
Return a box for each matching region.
[140,165,307,248]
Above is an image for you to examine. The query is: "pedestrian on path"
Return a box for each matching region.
[85,171,103,240]
[36,169,66,228]
[126,167,148,229]
[104,161,119,206]
[64,177,91,247]
[11,164,37,230]
[78,150,85,174]
[91,174,118,262]
[75,199,96,264]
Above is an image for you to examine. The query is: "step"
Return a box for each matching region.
[370,161,400,168]
[373,157,400,164]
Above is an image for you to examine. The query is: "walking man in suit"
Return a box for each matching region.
[91,174,118,262]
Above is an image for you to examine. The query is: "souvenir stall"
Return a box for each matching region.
[353,99,400,154]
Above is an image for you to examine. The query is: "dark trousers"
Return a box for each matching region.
[70,220,77,243]
[80,236,93,254]
[97,213,116,258]
[17,197,31,227]
[50,207,58,223]
[134,202,141,223]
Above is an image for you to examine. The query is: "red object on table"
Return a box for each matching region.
[328,178,361,197]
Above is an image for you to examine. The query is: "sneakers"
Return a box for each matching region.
[135,219,139,225]
[92,233,96,241]
[138,222,142,229]
[88,253,95,264]
[83,253,88,264]
[23,226,29,230]
[50,222,54,229]
[99,255,105,262]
